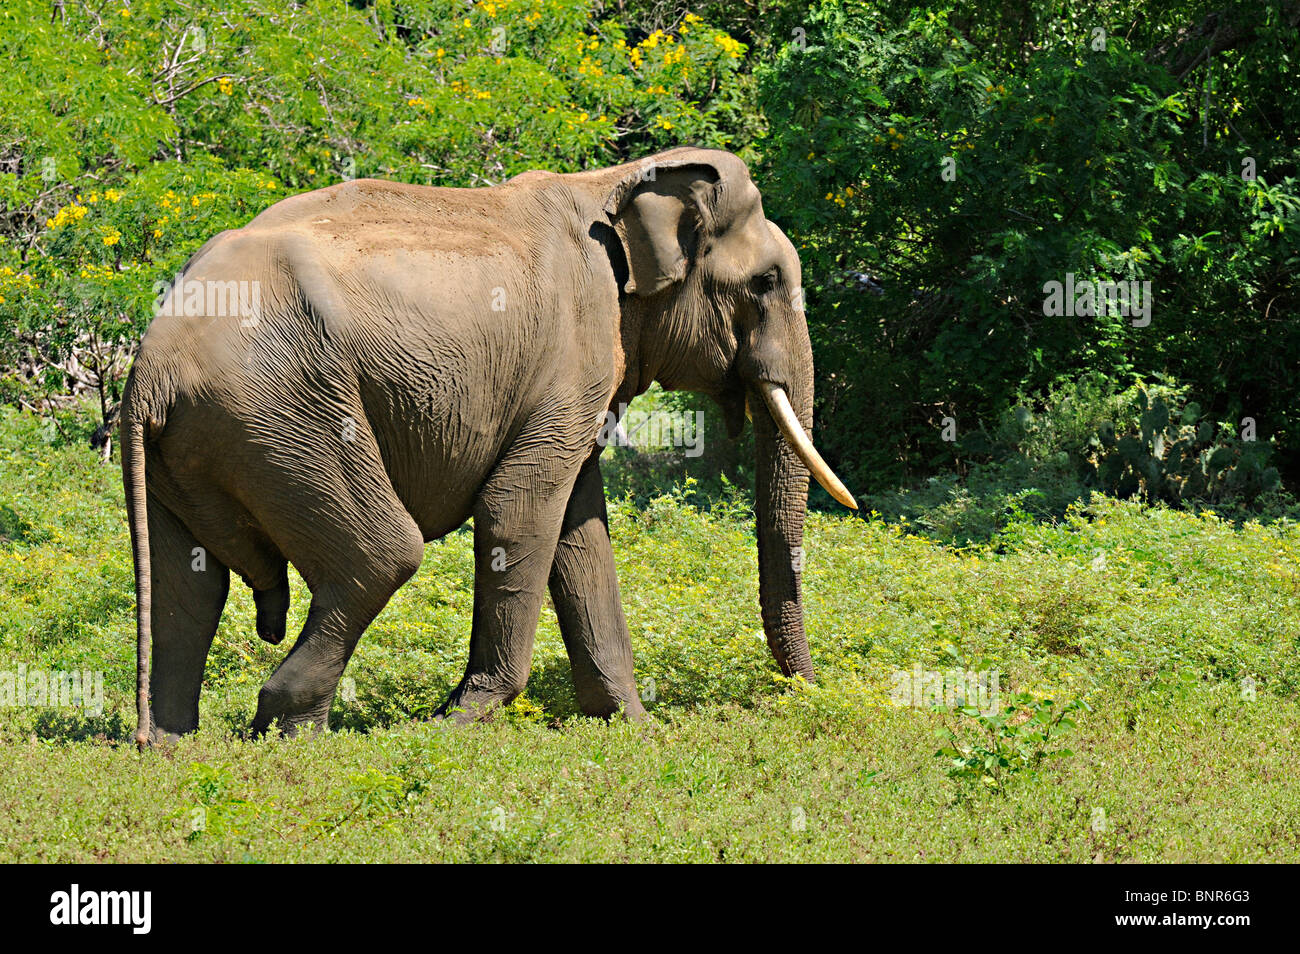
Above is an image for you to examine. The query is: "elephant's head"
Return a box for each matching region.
[601,147,857,681]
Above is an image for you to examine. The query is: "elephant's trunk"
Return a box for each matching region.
[749,326,856,681]
[753,402,813,679]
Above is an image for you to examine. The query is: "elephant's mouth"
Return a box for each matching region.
[714,381,748,439]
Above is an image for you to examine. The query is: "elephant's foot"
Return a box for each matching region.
[433,681,650,725]
[432,675,527,725]
[575,684,649,721]
[139,704,200,748]
[250,683,332,738]
[137,721,185,749]
[432,690,508,725]
[249,713,329,739]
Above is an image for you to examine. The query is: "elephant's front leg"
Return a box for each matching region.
[435,435,582,724]
[548,456,646,719]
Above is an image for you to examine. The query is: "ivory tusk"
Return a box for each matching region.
[758,382,858,510]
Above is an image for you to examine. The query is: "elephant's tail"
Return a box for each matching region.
[121,396,153,749]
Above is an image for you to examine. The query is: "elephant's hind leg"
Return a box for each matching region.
[249,496,424,737]
[145,495,230,743]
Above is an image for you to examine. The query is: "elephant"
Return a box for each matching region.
[120,146,857,746]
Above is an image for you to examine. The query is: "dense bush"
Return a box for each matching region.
[866,372,1297,543]
[759,0,1300,496]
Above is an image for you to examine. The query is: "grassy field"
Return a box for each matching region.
[1,405,1298,862]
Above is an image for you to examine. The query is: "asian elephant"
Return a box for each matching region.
[121,146,856,746]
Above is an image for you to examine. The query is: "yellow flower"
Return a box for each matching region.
[712,33,743,58]
[45,204,89,229]
[217,77,234,96]
[101,227,121,246]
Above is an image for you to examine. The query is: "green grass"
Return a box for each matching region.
[1,405,1299,862]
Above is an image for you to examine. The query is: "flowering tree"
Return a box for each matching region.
[0,0,755,442]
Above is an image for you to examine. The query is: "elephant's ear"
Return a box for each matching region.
[604,162,720,296]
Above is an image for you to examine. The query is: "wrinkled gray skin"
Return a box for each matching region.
[121,147,847,745]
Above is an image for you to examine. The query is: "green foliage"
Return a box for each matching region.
[936,680,1090,793]
[1088,386,1281,505]
[758,1,1300,494]
[599,384,756,507]
[0,0,756,432]
[177,762,267,843]
[867,373,1299,544]
[3,410,1300,859]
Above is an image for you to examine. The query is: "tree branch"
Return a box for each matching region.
[1147,2,1300,82]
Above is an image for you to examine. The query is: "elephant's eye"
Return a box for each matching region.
[751,268,779,295]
